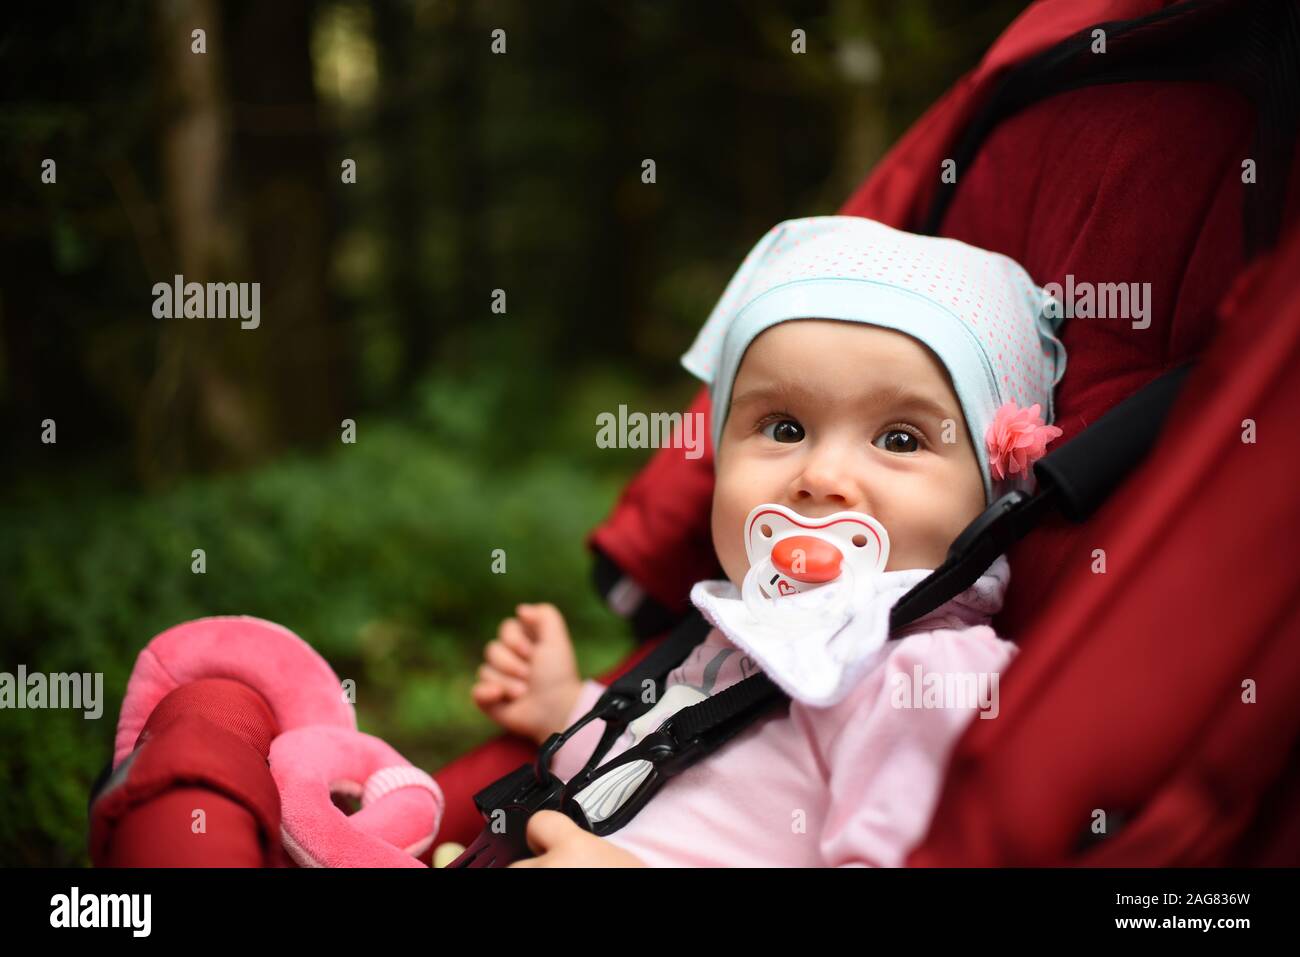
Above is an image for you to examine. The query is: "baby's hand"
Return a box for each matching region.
[507,811,647,868]
[472,603,582,746]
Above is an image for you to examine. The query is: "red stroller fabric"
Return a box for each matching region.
[91,679,284,867]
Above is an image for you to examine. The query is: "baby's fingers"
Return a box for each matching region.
[497,618,535,660]
[471,681,506,706]
[485,640,530,681]
[477,662,526,699]
[516,603,566,640]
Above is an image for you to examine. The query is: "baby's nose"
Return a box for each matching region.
[771,536,843,583]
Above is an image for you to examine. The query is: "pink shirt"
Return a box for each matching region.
[550,615,1017,867]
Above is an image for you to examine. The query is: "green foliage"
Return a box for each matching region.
[0,375,640,865]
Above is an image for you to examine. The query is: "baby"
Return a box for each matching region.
[471,216,1066,866]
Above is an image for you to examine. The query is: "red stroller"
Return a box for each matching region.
[91,0,1300,867]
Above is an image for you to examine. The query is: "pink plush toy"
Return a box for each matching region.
[114,616,444,867]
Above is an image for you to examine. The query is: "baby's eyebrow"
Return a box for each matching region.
[730,381,955,423]
[729,382,813,410]
[865,386,955,424]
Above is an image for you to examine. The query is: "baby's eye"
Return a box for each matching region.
[760,417,805,443]
[873,426,923,454]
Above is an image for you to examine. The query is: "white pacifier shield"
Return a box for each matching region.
[743,503,890,600]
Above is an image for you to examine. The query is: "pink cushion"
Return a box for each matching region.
[114,616,355,768]
[271,725,445,868]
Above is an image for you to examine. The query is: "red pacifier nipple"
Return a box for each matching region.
[771,536,843,584]
[742,503,889,609]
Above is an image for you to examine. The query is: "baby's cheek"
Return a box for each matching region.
[710,478,751,585]
[921,488,981,566]
[884,488,965,571]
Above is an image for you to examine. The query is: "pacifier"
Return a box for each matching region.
[740,503,890,619]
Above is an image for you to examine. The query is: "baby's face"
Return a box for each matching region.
[712,319,985,586]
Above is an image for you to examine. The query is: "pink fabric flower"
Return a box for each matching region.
[985,402,1063,481]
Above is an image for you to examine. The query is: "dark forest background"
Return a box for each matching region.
[0,0,1026,864]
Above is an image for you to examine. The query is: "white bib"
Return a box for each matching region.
[693,503,1009,708]
[691,569,931,709]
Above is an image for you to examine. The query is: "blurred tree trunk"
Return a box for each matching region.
[147,0,343,482]
[373,0,429,388]
[147,0,267,482]
[221,0,346,448]
[445,0,487,369]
